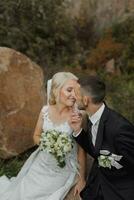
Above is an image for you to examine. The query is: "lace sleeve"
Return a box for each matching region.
[41,105,48,119]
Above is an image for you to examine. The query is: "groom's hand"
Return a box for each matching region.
[69,111,82,135]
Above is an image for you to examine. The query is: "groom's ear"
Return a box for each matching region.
[83,95,89,107]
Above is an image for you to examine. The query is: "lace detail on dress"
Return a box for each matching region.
[41,105,73,134]
[41,105,49,118]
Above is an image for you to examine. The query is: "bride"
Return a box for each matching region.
[0,72,86,200]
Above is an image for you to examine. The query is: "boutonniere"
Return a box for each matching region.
[98,150,123,169]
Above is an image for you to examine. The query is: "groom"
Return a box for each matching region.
[71,76,134,200]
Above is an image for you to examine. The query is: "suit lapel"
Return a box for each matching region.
[94,105,110,156]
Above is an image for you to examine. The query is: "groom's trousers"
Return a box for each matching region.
[94,188,104,200]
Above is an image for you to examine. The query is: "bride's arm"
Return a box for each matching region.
[73,110,88,196]
[74,144,86,196]
[33,111,43,145]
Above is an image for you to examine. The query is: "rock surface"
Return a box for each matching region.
[0,47,46,158]
[67,0,134,31]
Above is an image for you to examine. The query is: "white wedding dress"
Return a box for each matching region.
[0,106,79,200]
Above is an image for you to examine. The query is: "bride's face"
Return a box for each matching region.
[59,79,78,107]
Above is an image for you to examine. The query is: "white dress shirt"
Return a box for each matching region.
[89,103,105,145]
[73,103,105,146]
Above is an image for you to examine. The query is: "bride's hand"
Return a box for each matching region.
[73,178,86,197]
[69,111,82,134]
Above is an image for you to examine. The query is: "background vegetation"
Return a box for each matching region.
[0,0,96,75]
[0,0,133,177]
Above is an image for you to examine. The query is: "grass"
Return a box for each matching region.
[0,146,37,178]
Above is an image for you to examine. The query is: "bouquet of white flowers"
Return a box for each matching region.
[39,130,74,168]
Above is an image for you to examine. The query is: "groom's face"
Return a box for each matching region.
[75,87,88,110]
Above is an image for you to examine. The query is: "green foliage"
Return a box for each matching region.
[0,0,80,68]
[102,73,134,124]
[112,16,134,73]
[0,147,36,178]
[83,31,123,70]
[112,17,134,43]
[74,13,96,51]
[0,157,24,178]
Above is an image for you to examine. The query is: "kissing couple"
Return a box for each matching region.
[0,71,134,200]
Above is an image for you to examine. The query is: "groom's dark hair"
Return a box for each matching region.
[80,75,106,104]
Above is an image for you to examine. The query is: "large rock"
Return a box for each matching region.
[0,47,46,158]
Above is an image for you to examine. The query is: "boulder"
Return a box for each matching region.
[0,47,46,158]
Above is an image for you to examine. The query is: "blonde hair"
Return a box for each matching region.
[49,72,78,105]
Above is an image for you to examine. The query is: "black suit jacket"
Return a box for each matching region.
[75,105,134,200]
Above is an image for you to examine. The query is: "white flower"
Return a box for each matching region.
[63,144,72,153]
[39,130,74,168]
[57,150,63,157]
[98,150,123,169]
